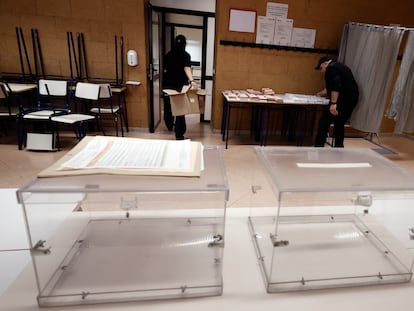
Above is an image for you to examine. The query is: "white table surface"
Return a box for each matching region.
[1,188,414,311]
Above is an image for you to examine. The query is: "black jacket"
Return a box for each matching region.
[325,61,359,110]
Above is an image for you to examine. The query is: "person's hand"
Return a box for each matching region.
[316,89,327,97]
[190,80,198,89]
[329,103,338,116]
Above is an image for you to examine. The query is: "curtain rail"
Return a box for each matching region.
[348,21,414,32]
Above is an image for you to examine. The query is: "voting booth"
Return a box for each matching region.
[16,138,228,307]
[249,146,414,292]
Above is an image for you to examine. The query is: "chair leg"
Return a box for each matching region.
[73,122,84,139]
[54,122,61,151]
[121,91,129,132]
[114,115,119,136]
[80,122,87,138]
[119,111,124,137]
[21,119,28,149]
[16,117,24,150]
[96,116,105,135]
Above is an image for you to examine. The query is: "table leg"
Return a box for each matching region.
[296,107,308,146]
[120,91,128,132]
[262,105,271,146]
[221,98,227,141]
[225,104,231,149]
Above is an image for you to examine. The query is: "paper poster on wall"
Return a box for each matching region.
[273,17,293,46]
[256,16,276,44]
[229,9,256,33]
[266,2,288,18]
[290,28,316,48]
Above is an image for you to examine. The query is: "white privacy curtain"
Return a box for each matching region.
[386,31,414,134]
[338,22,405,133]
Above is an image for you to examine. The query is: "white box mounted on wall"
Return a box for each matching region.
[127,50,138,66]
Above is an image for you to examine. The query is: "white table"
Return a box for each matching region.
[221,91,328,148]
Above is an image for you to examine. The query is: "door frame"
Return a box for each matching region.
[147,4,162,133]
[147,5,215,132]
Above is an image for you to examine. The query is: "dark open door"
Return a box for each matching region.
[147,4,163,133]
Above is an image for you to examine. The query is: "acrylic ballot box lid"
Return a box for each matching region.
[18,145,228,196]
[250,146,414,293]
[254,146,414,193]
[16,146,228,307]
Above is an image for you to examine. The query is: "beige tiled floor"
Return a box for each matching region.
[2,115,414,209]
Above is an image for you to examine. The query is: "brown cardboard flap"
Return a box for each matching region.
[187,90,201,114]
[163,86,200,116]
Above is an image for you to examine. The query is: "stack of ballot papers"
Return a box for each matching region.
[283,93,330,104]
[38,136,204,177]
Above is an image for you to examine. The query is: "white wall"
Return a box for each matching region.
[175,27,203,63]
[150,0,215,12]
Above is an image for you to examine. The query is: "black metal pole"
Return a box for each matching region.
[120,36,124,85]
[70,32,80,81]
[67,32,74,81]
[81,32,88,81]
[36,29,45,78]
[115,35,119,86]
[31,29,38,77]
[77,32,82,80]
[16,27,26,80]
[19,27,33,79]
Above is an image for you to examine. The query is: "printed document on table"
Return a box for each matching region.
[38,136,203,177]
[283,93,329,104]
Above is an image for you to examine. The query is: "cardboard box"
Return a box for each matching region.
[187,89,201,114]
[163,85,200,116]
[197,89,207,114]
[26,133,54,151]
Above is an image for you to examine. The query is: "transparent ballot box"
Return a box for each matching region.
[250,146,414,293]
[0,189,31,296]
[16,146,228,307]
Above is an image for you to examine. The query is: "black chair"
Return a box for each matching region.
[89,83,124,136]
[51,82,97,150]
[20,79,71,150]
[0,82,20,137]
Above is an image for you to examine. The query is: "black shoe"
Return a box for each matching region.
[176,136,185,140]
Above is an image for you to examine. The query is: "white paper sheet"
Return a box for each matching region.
[229,9,256,33]
[256,16,276,44]
[60,138,192,170]
[290,27,316,48]
[266,2,288,18]
[273,17,293,46]
[297,163,372,168]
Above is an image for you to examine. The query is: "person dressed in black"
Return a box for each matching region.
[314,56,359,147]
[163,34,196,140]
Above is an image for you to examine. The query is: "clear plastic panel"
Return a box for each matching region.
[16,146,227,306]
[250,146,414,292]
[249,211,413,292]
[36,217,223,306]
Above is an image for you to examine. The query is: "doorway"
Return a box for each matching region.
[147,4,215,133]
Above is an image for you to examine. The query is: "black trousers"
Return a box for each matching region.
[314,105,355,148]
[174,115,186,140]
[163,94,174,131]
[163,94,187,139]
